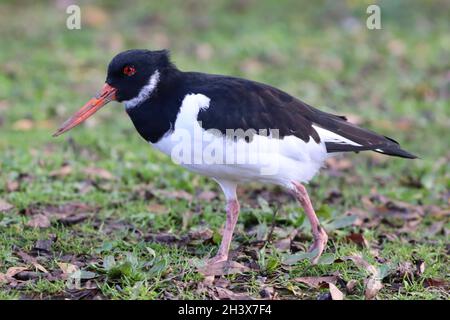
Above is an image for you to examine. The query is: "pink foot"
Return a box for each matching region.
[308,225,328,264]
[206,254,228,265]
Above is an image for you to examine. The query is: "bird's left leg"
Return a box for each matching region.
[207,180,239,264]
[291,181,328,264]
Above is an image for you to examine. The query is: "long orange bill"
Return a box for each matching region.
[52,83,117,137]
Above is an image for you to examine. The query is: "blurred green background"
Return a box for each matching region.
[0,0,448,300]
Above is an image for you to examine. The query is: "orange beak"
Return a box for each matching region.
[52,83,117,137]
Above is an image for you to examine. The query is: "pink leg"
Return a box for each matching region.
[292,181,328,264]
[207,199,240,264]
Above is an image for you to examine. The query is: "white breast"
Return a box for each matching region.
[152,93,329,188]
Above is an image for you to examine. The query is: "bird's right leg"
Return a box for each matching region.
[207,180,239,265]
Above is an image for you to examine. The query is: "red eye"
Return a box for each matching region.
[123,65,136,76]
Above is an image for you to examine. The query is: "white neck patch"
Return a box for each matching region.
[124,70,160,109]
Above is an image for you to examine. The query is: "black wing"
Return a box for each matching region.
[194,74,416,159]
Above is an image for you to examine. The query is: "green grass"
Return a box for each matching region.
[0,0,449,300]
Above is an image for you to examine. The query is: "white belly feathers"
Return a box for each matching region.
[152,94,329,187]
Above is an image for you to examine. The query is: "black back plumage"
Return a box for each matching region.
[193,73,416,159]
[124,56,416,159]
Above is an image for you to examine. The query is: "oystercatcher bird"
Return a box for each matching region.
[54,49,416,264]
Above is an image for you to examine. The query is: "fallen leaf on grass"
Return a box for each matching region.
[6,267,29,277]
[294,275,338,288]
[6,180,19,192]
[24,203,97,227]
[145,232,180,244]
[424,221,445,237]
[329,283,344,300]
[156,189,193,201]
[282,251,335,265]
[324,214,358,231]
[215,287,253,300]
[282,251,317,265]
[17,251,48,273]
[33,237,56,253]
[198,261,250,276]
[0,273,7,284]
[58,262,79,276]
[0,266,29,284]
[26,214,51,228]
[147,203,169,214]
[317,253,336,265]
[188,228,214,241]
[12,119,34,131]
[259,286,275,299]
[57,213,90,226]
[423,278,448,289]
[274,229,297,251]
[198,190,218,201]
[415,260,425,275]
[343,254,383,300]
[0,199,14,212]
[346,232,369,248]
[13,271,45,281]
[346,279,358,293]
[365,277,383,300]
[82,167,114,180]
[50,164,72,177]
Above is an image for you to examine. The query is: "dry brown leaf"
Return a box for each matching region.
[26,214,51,228]
[424,221,445,237]
[17,251,48,273]
[346,232,369,248]
[294,276,338,288]
[34,237,56,253]
[6,180,19,192]
[182,210,194,230]
[13,119,34,131]
[365,278,383,300]
[50,164,72,177]
[188,228,213,241]
[82,167,114,180]
[344,254,383,300]
[260,286,275,299]
[37,203,95,226]
[415,260,425,275]
[147,203,168,214]
[198,261,250,276]
[0,199,14,212]
[157,189,193,201]
[329,283,344,300]
[346,279,358,293]
[274,229,297,251]
[274,237,291,251]
[202,275,215,286]
[344,254,378,275]
[198,190,218,201]
[6,266,28,278]
[145,232,180,244]
[215,287,253,300]
[423,278,448,289]
[58,262,79,275]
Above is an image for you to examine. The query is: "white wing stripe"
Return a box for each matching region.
[312,125,361,147]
